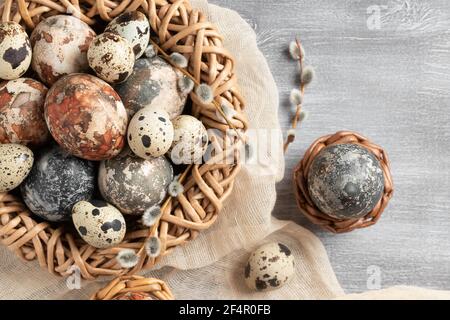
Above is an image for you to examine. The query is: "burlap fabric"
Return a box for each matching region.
[0,0,448,300]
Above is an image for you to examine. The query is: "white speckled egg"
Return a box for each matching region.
[0,143,33,193]
[244,242,295,292]
[168,115,208,164]
[105,11,150,59]
[30,15,96,86]
[72,200,126,249]
[0,22,32,80]
[88,32,135,84]
[128,107,174,159]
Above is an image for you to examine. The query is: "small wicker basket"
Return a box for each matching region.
[91,275,174,300]
[293,131,394,233]
[0,0,247,279]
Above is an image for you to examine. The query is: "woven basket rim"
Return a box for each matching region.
[293,131,394,233]
[0,0,248,280]
[90,275,175,300]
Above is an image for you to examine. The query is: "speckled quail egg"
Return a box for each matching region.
[30,15,96,85]
[21,145,96,222]
[115,56,188,119]
[168,115,208,164]
[72,200,126,249]
[0,22,32,80]
[128,107,174,159]
[244,242,295,292]
[0,78,49,147]
[105,11,150,59]
[98,149,173,215]
[0,143,34,193]
[88,32,135,84]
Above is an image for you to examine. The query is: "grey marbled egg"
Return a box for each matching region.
[0,143,34,193]
[115,56,188,119]
[307,143,385,220]
[168,115,208,164]
[98,149,173,215]
[72,200,126,249]
[20,145,96,222]
[105,11,150,59]
[128,106,174,159]
[244,242,295,292]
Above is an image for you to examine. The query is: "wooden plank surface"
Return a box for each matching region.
[210,0,450,293]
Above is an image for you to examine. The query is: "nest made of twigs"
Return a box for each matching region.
[293,131,393,233]
[0,0,248,279]
[91,275,174,300]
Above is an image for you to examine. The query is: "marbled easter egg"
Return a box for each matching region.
[168,115,208,164]
[307,143,385,220]
[0,144,33,193]
[44,74,128,161]
[115,57,188,119]
[72,200,126,249]
[0,78,49,147]
[21,146,96,222]
[244,242,295,292]
[87,32,135,84]
[105,11,150,59]
[98,149,173,215]
[0,22,32,80]
[127,107,174,159]
[30,15,95,85]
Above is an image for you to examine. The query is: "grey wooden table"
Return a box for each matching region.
[210,0,450,293]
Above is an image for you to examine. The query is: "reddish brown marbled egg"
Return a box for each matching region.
[0,78,49,147]
[44,74,128,161]
[30,15,96,86]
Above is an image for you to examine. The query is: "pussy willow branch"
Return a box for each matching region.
[283,37,306,153]
[149,39,246,144]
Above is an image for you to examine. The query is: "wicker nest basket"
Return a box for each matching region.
[293,131,393,233]
[0,0,247,279]
[91,275,174,300]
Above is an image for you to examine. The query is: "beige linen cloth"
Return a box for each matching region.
[1,0,449,300]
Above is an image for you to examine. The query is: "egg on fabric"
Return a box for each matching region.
[72,200,126,249]
[0,78,49,147]
[115,57,188,119]
[307,143,384,220]
[105,11,150,59]
[127,107,174,159]
[168,115,208,164]
[0,22,32,80]
[87,32,135,84]
[113,292,154,300]
[44,74,128,161]
[98,149,173,215]
[0,144,33,193]
[30,15,95,86]
[244,242,295,292]
[21,145,96,222]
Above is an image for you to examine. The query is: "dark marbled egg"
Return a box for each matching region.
[21,145,96,222]
[307,143,384,220]
[44,74,128,161]
[115,56,187,119]
[98,149,173,215]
